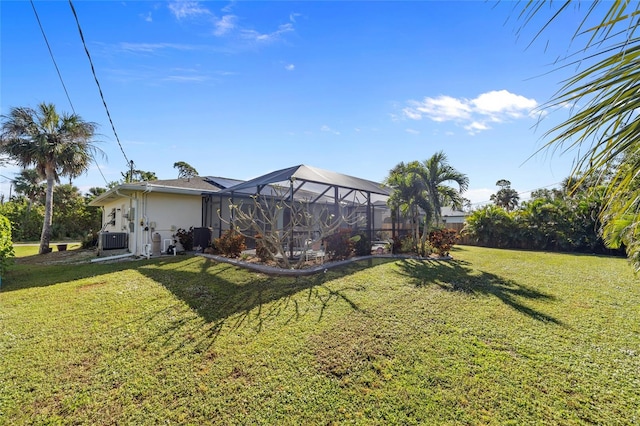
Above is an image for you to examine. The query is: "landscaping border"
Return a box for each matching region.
[196,253,452,276]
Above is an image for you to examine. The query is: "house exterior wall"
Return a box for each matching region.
[139,192,203,254]
[441,215,467,224]
[99,191,205,256]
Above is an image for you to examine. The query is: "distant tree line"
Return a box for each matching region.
[463,176,624,255]
[0,182,104,244]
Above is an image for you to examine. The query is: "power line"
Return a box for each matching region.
[29,1,110,188]
[68,0,131,167]
[30,0,75,114]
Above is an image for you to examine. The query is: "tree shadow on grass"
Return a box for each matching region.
[1,260,141,292]
[395,258,563,325]
[135,257,397,347]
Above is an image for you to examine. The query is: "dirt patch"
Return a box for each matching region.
[15,248,97,266]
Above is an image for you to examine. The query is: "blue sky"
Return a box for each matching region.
[1,1,586,206]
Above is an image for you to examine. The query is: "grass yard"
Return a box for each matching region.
[1,246,638,425]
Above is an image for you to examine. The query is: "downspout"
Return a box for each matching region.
[141,183,153,258]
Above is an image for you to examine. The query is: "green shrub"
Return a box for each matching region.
[0,214,15,276]
[215,229,246,258]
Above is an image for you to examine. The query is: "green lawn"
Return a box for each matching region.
[1,246,638,425]
[12,243,83,258]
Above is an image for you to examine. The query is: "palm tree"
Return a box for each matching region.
[386,152,468,255]
[419,151,469,226]
[0,103,99,254]
[13,168,45,204]
[490,179,519,212]
[12,168,46,233]
[518,2,640,269]
[385,161,430,246]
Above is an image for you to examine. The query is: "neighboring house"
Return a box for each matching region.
[89,176,240,256]
[440,206,469,225]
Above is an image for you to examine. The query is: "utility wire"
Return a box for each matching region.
[30,0,76,114]
[68,0,131,167]
[31,0,110,187]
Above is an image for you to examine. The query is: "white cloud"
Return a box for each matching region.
[321,125,340,135]
[285,64,295,71]
[118,42,198,53]
[242,23,294,42]
[163,74,209,83]
[168,1,211,19]
[405,128,420,135]
[464,121,490,135]
[168,1,295,46]
[472,90,537,115]
[409,95,472,122]
[403,89,538,135]
[141,12,153,22]
[214,15,237,36]
[221,1,236,13]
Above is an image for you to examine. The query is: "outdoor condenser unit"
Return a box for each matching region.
[101,232,128,250]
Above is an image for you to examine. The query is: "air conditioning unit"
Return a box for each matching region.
[100,232,128,250]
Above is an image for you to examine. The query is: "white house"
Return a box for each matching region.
[89,176,239,256]
[440,206,469,224]
[89,165,393,257]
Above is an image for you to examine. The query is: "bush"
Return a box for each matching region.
[174,227,194,251]
[324,229,353,260]
[428,228,459,257]
[351,232,371,256]
[0,214,15,276]
[215,229,246,258]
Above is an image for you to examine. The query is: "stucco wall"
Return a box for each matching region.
[98,190,205,255]
[140,192,203,251]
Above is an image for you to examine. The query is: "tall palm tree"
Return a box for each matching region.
[386,152,468,255]
[517,1,640,269]
[419,151,469,226]
[490,179,519,212]
[0,103,100,254]
[385,161,430,245]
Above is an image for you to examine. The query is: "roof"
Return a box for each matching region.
[216,165,391,204]
[89,165,392,207]
[441,206,469,217]
[89,176,222,206]
[203,176,245,190]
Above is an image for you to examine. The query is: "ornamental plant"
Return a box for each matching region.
[428,228,459,257]
[215,229,246,258]
[324,229,353,260]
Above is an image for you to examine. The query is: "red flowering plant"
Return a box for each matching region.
[428,228,459,257]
